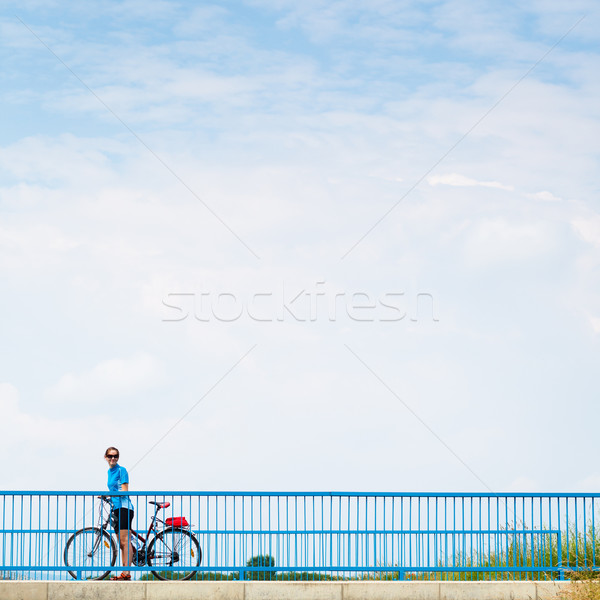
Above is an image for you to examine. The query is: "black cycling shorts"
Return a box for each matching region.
[111,508,134,533]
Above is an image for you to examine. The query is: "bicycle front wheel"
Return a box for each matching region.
[64,526,117,580]
[147,527,201,580]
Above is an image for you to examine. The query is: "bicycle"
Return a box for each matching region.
[63,495,202,580]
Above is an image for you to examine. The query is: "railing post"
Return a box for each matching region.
[557,532,563,580]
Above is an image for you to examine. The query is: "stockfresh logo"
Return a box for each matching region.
[162,281,439,323]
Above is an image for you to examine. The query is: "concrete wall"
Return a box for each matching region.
[0,581,572,600]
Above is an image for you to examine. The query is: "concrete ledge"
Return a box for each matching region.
[146,581,245,600]
[0,581,48,600]
[0,580,573,600]
[47,582,146,600]
[344,582,441,600]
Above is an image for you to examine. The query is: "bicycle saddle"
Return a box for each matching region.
[148,501,171,509]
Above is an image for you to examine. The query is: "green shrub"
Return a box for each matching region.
[246,554,276,580]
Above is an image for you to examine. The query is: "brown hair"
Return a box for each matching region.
[104,446,119,458]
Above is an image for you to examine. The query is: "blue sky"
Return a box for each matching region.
[1,0,599,493]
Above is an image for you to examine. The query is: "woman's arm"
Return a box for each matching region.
[121,483,129,492]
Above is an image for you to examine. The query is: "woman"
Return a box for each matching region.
[105,446,135,581]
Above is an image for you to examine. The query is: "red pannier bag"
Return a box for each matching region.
[165,517,189,527]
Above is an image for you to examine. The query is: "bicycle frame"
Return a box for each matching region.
[98,496,190,560]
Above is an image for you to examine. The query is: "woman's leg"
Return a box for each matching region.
[118,528,134,575]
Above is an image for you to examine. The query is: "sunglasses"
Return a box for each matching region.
[106,455,119,459]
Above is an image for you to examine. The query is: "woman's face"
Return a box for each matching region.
[105,450,119,467]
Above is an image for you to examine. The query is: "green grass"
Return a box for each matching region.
[406,521,600,581]
[141,571,237,580]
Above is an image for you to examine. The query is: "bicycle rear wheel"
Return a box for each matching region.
[64,526,117,580]
[147,527,201,580]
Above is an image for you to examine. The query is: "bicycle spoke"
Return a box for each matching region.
[148,529,200,581]
[64,528,115,580]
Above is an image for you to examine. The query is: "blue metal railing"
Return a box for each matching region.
[1,492,598,581]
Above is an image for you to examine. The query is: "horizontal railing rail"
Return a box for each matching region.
[1,492,598,581]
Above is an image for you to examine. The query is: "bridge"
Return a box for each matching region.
[1,492,596,598]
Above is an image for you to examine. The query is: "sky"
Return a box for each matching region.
[0,0,599,494]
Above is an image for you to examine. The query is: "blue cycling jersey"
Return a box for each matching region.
[107,464,133,510]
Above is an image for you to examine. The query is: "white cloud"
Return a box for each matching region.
[0,382,103,472]
[572,216,600,247]
[0,381,190,489]
[589,317,600,334]
[0,134,122,185]
[525,190,562,202]
[575,473,600,493]
[45,354,165,405]
[505,476,540,492]
[463,218,556,267]
[0,222,79,270]
[428,173,514,191]
[0,382,21,415]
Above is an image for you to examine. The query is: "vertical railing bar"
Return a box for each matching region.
[29,494,33,580]
[34,495,39,580]
[313,495,317,578]
[523,496,527,580]
[539,501,545,573]
[328,494,332,579]
[549,496,554,576]
[502,497,507,582]
[46,494,50,581]
[424,496,428,580]
[350,495,354,580]
[248,495,253,580]
[19,494,23,580]
[391,496,395,578]
[267,494,271,577]
[574,496,579,572]
[461,496,465,581]
[526,496,539,579]
[494,496,498,581]
[293,495,297,574]
[593,496,596,569]
[450,496,455,580]
[442,496,446,581]
[338,496,342,577]
[556,498,569,567]
[583,496,588,569]
[383,496,387,580]
[17,495,21,579]
[10,494,14,575]
[565,497,570,573]
[322,495,326,578]
[1,493,3,580]
[468,496,472,580]
[409,497,412,578]
[477,496,481,580]
[539,496,543,576]
[485,497,490,582]
[302,495,306,578]
[372,495,376,578]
